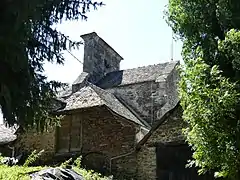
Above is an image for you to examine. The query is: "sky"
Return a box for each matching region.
[44,0,183,84]
[0,0,182,124]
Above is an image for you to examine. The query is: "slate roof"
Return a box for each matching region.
[58,87,72,99]
[96,61,178,89]
[72,72,89,85]
[59,85,105,111]
[0,124,17,145]
[57,72,89,99]
[59,83,146,127]
[88,84,146,127]
[57,61,179,128]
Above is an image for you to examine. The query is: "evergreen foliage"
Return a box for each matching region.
[0,0,103,130]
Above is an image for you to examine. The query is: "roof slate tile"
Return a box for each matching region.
[96,61,178,89]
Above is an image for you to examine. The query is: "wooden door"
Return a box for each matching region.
[156,144,210,180]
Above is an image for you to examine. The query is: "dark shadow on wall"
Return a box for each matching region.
[95,71,124,89]
[81,151,110,176]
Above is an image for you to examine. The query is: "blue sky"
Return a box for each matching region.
[0,0,182,124]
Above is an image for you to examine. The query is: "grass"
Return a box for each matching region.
[0,152,111,180]
[0,165,110,180]
[0,165,45,180]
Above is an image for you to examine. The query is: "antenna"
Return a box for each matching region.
[151,81,154,125]
[171,30,174,61]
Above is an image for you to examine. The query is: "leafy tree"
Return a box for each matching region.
[167,0,240,179]
[0,0,103,130]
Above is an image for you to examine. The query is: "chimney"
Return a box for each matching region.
[80,32,123,84]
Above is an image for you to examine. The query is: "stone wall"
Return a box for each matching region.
[107,81,166,126]
[15,126,56,162]
[107,66,179,127]
[80,107,137,156]
[111,152,137,179]
[14,106,141,176]
[137,146,156,180]
[81,32,123,84]
[147,106,185,145]
[55,106,140,176]
[164,63,180,111]
[136,105,185,180]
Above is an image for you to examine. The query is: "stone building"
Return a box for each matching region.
[14,32,211,179]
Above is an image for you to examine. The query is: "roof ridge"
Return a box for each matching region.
[114,96,151,129]
[88,83,146,127]
[95,61,180,88]
[105,60,179,74]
